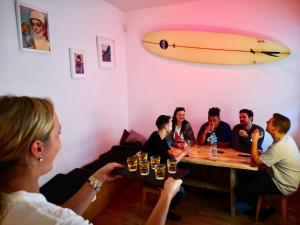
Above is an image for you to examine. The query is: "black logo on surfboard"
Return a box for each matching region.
[159,40,168,49]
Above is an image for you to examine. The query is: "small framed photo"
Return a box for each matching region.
[96,36,115,69]
[15,0,51,53]
[69,48,86,79]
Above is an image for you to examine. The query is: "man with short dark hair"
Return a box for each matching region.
[144,115,171,161]
[196,107,232,148]
[232,109,264,153]
[234,113,300,220]
[143,115,187,221]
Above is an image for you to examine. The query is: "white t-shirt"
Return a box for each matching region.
[174,126,184,142]
[259,134,300,196]
[0,191,92,225]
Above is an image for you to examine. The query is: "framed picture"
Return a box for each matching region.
[96,36,115,69]
[69,48,86,79]
[15,0,51,53]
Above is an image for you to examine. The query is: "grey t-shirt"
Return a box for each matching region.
[259,134,300,196]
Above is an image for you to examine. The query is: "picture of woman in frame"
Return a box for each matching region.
[18,3,50,52]
[74,53,84,74]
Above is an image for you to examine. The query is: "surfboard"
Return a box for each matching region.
[142,30,290,65]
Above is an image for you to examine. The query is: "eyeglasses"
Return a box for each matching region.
[30,22,43,28]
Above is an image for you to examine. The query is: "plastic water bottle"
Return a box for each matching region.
[209,133,218,157]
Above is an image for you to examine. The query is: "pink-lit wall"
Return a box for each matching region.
[0,0,128,184]
[0,0,299,185]
[125,0,300,148]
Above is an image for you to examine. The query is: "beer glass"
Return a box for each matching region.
[139,161,150,176]
[127,156,138,172]
[137,151,148,162]
[150,155,161,169]
[155,164,166,180]
[167,158,177,174]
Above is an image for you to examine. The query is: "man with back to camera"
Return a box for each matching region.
[197,107,232,148]
[143,115,188,221]
[234,113,300,221]
[232,109,264,153]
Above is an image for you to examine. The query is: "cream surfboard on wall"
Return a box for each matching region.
[142,30,290,65]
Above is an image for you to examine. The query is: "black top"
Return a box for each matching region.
[143,131,171,162]
[232,123,265,153]
[197,121,232,144]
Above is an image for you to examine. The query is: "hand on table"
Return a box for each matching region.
[93,162,124,182]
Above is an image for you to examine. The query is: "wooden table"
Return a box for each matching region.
[171,146,258,215]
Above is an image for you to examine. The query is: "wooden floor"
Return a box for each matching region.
[93,182,300,225]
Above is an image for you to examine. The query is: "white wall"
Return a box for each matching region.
[0,0,128,184]
[1,0,300,185]
[125,0,300,149]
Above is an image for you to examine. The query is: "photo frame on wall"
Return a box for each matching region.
[15,0,51,53]
[96,36,115,69]
[69,48,86,79]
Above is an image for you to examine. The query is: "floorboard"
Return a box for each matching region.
[93,182,300,225]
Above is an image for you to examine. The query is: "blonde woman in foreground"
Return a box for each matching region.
[0,95,182,225]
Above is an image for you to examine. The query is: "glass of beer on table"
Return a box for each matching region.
[150,155,161,169]
[137,151,148,162]
[155,164,166,180]
[139,160,150,175]
[167,158,177,174]
[127,155,138,172]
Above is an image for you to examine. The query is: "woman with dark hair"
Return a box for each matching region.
[168,107,195,149]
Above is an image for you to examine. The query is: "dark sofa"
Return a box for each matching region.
[40,143,142,205]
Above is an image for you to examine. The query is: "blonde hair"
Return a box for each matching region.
[0,96,55,175]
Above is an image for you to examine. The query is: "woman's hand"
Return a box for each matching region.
[93,162,124,182]
[161,177,182,199]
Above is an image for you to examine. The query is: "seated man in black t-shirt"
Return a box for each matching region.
[144,115,187,221]
[232,109,264,154]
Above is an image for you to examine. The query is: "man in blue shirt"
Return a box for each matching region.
[197,107,232,148]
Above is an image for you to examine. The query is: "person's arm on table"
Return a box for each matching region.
[61,162,123,215]
[145,177,182,225]
[168,148,189,162]
[197,125,209,145]
[174,148,189,161]
[250,129,264,166]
